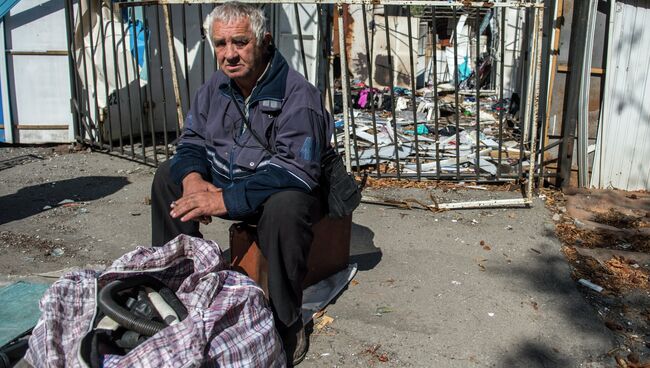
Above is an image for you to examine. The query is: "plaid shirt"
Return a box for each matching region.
[24,235,286,367]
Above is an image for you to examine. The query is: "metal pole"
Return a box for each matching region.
[119,7,136,157]
[155,4,171,158]
[362,4,381,177]
[577,0,597,187]
[340,8,360,171]
[518,8,529,178]
[130,8,147,160]
[87,0,104,149]
[109,2,125,154]
[538,0,563,188]
[327,54,339,149]
[431,6,440,180]
[319,5,337,152]
[346,68,361,171]
[384,8,400,179]
[556,0,589,187]
[294,3,309,80]
[497,7,505,180]
[64,0,81,142]
[535,0,557,186]
[526,5,542,202]
[337,4,352,172]
[474,10,481,180]
[452,7,460,179]
[78,0,95,144]
[346,68,360,171]
[199,4,206,85]
[162,4,185,129]
[98,1,113,151]
[143,5,159,165]
[407,6,421,180]
[181,4,191,106]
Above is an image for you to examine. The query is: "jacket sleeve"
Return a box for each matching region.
[222,106,330,218]
[170,87,211,184]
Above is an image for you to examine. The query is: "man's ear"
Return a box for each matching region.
[263,33,273,50]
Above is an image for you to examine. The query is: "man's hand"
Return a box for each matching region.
[170,173,228,222]
[181,172,215,196]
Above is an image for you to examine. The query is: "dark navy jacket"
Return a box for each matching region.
[170,50,333,219]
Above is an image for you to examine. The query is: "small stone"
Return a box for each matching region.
[552,213,561,222]
[51,248,65,257]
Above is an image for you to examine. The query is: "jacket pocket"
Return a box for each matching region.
[234,147,269,171]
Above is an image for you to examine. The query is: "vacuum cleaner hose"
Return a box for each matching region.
[97,276,169,336]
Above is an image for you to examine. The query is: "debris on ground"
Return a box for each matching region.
[332,85,528,178]
[314,314,334,331]
[362,344,390,364]
[0,231,86,275]
[546,187,650,366]
[364,176,519,192]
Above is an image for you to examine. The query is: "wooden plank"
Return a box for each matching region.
[16,124,69,130]
[557,64,604,75]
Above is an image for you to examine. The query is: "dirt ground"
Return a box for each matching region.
[2,144,649,367]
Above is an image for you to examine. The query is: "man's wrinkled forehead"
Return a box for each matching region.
[212,17,254,37]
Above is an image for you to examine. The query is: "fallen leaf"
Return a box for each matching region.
[350,280,359,286]
[483,245,491,251]
[314,315,334,330]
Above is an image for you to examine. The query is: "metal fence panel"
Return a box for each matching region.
[67,0,543,191]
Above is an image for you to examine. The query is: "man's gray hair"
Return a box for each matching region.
[204,2,268,47]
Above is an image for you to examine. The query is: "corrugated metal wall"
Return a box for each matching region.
[591,0,650,191]
[1,0,73,144]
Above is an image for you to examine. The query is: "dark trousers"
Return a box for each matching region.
[151,160,318,331]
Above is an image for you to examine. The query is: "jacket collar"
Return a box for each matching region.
[219,49,288,113]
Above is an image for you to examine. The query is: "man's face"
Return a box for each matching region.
[212,18,268,90]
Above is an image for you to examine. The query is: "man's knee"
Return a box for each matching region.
[262,191,315,224]
[152,160,173,190]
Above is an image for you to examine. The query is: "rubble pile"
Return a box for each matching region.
[545,188,650,366]
[332,82,527,178]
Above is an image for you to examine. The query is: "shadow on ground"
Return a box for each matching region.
[490,235,615,367]
[499,340,573,368]
[0,176,129,225]
[349,223,382,271]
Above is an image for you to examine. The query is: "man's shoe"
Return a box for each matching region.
[282,323,308,366]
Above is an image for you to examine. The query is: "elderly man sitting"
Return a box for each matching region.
[150,2,332,365]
